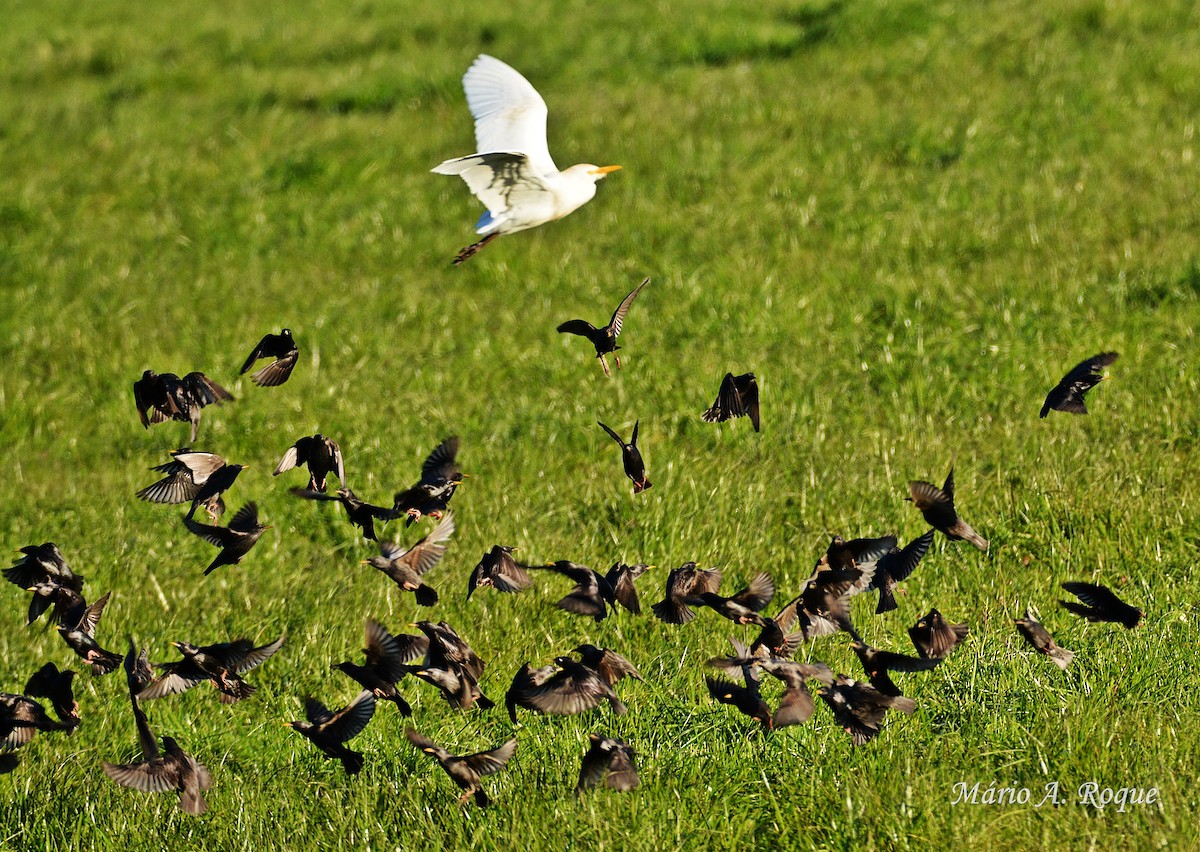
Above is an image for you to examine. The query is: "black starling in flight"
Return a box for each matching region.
[183,502,270,575]
[762,659,835,728]
[604,562,651,615]
[818,674,916,745]
[56,591,120,675]
[102,734,213,816]
[240,328,299,387]
[597,421,651,494]
[124,642,157,759]
[5,543,83,595]
[572,644,643,687]
[1059,582,1142,628]
[702,372,760,432]
[133,370,233,443]
[706,669,772,732]
[505,663,560,721]
[332,620,426,715]
[575,735,639,794]
[284,691,377,775]
[138,635,286,703]
[410,621,492,710]
[651,562,722,624]
[291,487,394,542]
[467,545,533,600]
[405,728,517,807]
[1014,608,1074,669]
[23,663,79,729]
[364,512,455,606]
[907,467,988,551]
[1040,352,1118,417]
[136,450,235,520]
[868,530,936,614]
[530,561,613,621]
[684,572,776,626]
[273,434,345,493]
[556,278,649,376]
[392,437,465,526]
[907,609,970,659]
[850,641,941,697]
[508,657,626,719]
[1,693,77,749]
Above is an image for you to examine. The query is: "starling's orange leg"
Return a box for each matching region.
[614,354,622,369]
[452,233,497,267]
[599,354,610,376]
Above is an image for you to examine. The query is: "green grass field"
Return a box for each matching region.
[2,0,1199,848]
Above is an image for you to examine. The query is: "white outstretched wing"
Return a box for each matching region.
[432,152,559,235]
[462,55,557,176]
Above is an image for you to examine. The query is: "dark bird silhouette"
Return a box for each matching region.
[706,669,772,732]
[868,530,936,614]
[684,571,776,626]
[23,663,79,728]
[467,545,533,600]
[1,693,77,749]
[136,450,237,520]
[505,663,559,721]
[405,728,516,807]
[572,644,643,687]
[576,735,639,794]
[604,562,651,615]
[907,467,988,551]
[102,734,212,816]
[240,328,299,387]
[332,621,425,715]
[284,691,376,775]
[652,562,722,624]
[597,421,651,493]
[273,434,344,492]
[5,543,84,596]
[850,641,941,697]
[530,561,613,621]
[760,659,835,729]
[1040,351,1118,417]
[364,512,455,606]
[908,609,970,659]
[183,502,270,575]
[512,655,627,718]
[291,487,393,541]
[56,591,120,675]
[133,370,233,443]
[1060,582,1142,628]
[818,675,916,745]
[410,621,492,710]
[23,582,86,629]
[702,372,760,432]
[0,754,17,774]
[1015,608,1074,669]
[556,278,649,376]
[392,437,464,526]
[138,635,285,703]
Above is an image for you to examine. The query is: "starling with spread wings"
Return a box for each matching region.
[133,370,232,443]
[575,735,639,794]
[405,728,517,807]
[273,434,344,493]
[182,502,270,575]
[1060,582,1142,628]
[1040,351,1118,417]
[702,372,760,432]
[907,467,988,551]
[284,690,377,775]
[597,420,651,494]
[467,545,533,600]
[138,636,285,703]
[102,734,212,816]
[291,487,393,542]
[240,328,299,387]
[392,437,465,525]
[364,512,455,606]
[557,278,649,376]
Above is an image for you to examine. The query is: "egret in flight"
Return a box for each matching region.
[433,55,622,265]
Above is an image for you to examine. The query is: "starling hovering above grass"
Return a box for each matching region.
[364,512,455,606]
[24,582,85,629]
[1060,582,1142,628]
[56,591,120,675]
[1040,351,1118,417]
[23,663,79,729]
[467,545,533,600]
[907,467,989,551]
[410,621,492,709]
[133,370,233,443]
[760,660,835,729]
[136,450,234,520]
[138,635,285,703]
[273,434,345,493]
[556,278,649,376]
[505,663,561,722]
[509,656,627,718]
[392,437,465,526]
[597,421,651,494]
[604,562,651,615]
[102,734,213,816]
[868,530,936,614]
[705,669,772,732]
[702,372,760,432]
[749,617,804,660]
[1015,608,1074,670]
[1,693,78,749]
[572,644,643,687]
[410,665,494,710]
[684,571,776,626]
[575,735,639,794]
[405,728,517,807]
[908,609,970,659]
[530,561,612,621]
[651,562,722,624]
[291,487,394,542]
[332,620,425,716]
[818,674,916,745]
[849,641,941,697]
[5,543,84,595]
[240,328,299,387]
[284,690,377,775]
[183,502,270,576]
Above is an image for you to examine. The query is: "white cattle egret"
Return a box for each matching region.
[433,55,622,265]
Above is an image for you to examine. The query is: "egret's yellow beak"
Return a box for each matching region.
[590,165,622,175]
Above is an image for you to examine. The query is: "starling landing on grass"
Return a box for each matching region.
[138,636,285,703]
[405,728,517,807]
[274,434,344,493]
[392,437,465,525]
[102,734,212,816]
[907,467,988,551]
[652,562,722,624]
[364,512,455,606]
[1059,582,1142,628]
[332,620,426,715]
[133,370,232,443]
[291,487,394,542]
[183,502,270,576]
[240,329,299,387]
[908,609,970,659]
[556,278,649,376]
[284,691,377,775]
[467,545,533,600]
[1040,352,1118,417]
[1015,608,1074,669]
[576,735,639,794]
[702,372,760,432]
[597,421,651,494]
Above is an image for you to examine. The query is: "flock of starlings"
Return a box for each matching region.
[2,56,1142,817]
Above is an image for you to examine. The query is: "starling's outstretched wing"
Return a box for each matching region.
[608,278,649,338]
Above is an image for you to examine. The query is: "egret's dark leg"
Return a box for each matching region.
[452,233,498,266]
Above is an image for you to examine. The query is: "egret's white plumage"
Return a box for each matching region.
[433,55,621,264]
